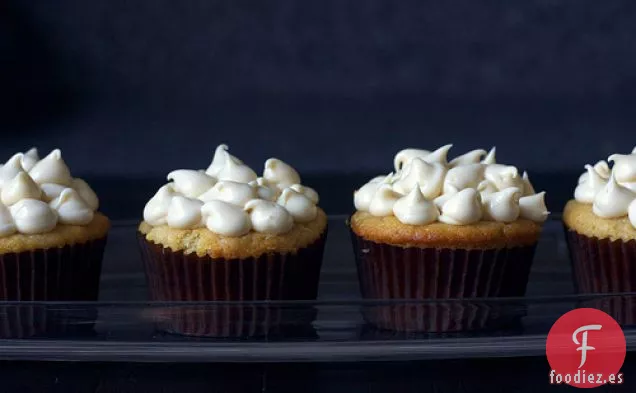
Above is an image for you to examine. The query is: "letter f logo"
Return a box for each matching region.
[573,324,602,368]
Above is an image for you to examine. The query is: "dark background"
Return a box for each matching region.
[2,0,635,180]
[1,2,635,391]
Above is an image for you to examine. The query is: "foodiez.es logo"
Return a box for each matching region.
[546,308,626,388]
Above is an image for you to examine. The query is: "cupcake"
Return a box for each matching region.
[138,144,327,337]
[0,148,109,336]
[564,146,636,295]
[350,145,549,332]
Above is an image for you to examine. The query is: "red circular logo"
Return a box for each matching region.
[546,308,626,388]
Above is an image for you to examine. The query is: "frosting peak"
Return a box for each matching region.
[9,199,58,235]
[574,147,636,228]
[205,144,232,177]
[277,188,317,223]
[354,145,548,225]
[393,185,439,225]
[202,200,251,236]
[0,149,99,236]
[29,149,73,186]
[484,164,523,190]
[592,173,636,218]
[167,170,216,198]
[578,160,610,184]
[443,163,485,194]
[1,172,43,206]
[394,148,430,171]
[482,147,496,165]
[519,192,549,222]
[392,144,452,168]
[439,188,483,225]
[608,153,636,184]
[521,172,535,196]
[369,184,401,216]
[289,184,319,204]
[50,188,94,225]
[244,199,293,234]
[198,180,255,206]
[424,144,453,165]
[21,148,39,172]
[264,158,301,189]
[482,187,521,223]
[393,158,446,198]
[217,154,257,183]
[166,196,203,229]
[143,184,176,226]
[449,149,487,167]
[144,144,319,236]
[0,154,26,187]
[575,164,608,203]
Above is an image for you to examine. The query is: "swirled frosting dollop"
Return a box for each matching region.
[354,145,549,226]
[575,146,636,228]
[143,144,320,236]
[0,148,100,236]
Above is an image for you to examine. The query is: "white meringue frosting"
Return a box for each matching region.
[369,184,401,216]
[10,199,58,234]
[0,148,100,236]
[439,188,483,225]
[143,144,320,236]
[50,188,94,225]
[167,170,216,198]
[393,185,439,225]
[629,198,636,229]
[277,188,317,223]
[574,148,636,228]
[198,181,255,206]
[393,159,446,198]
[482,187,521,223]
[166,196,204,229]
[354,145,549,226]
[201,200,251,236]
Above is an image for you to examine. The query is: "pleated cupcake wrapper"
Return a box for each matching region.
[0,237,107,338]
[137,231,326,338]
[350,230,536,333]
[565,227,636,293]
[565,226,636,326]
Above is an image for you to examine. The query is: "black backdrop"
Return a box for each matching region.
[1,0,635,178]
[1,3,636,391]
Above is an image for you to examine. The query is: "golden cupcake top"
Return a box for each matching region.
[350,211,542,249]
[573,146,636,229]
[353,145,549,226]
[139,209,327,259]
[0,149,100,237]
[143,144,321,237]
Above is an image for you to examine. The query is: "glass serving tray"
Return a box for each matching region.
[0,216,633,363]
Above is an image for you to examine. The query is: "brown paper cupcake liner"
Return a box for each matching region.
[137,230,327,337]
[0,237,107,338]
[565,226,636,326]
[565,227,636,294]
[351,230,536,332]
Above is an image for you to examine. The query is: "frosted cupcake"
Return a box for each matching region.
[137,144,327,336]
[0,148,108,299]
[0,148,109,336]
[350,145,549,332]
[564,146,636,294]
